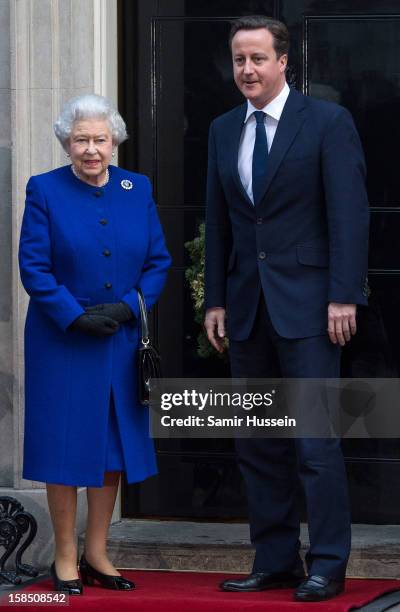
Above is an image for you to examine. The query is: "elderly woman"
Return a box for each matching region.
[18,94,171,594]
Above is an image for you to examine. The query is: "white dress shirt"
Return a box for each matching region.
[238,82,290,203]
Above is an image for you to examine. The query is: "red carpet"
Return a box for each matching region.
[1,571,399,611]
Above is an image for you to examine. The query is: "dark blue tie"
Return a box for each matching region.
[252,111,268,205]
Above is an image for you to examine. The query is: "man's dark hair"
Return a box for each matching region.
[229,15,290,58]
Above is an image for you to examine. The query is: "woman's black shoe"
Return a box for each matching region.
[79,554,135,590]
[50,562,83,595]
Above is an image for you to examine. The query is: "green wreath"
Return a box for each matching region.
[185,222,228,359]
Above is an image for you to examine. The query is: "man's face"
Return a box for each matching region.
[231,28,287,108]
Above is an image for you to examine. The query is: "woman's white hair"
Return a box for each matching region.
[54,94,128,147]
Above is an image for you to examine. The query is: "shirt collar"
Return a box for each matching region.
[244,82,290,123]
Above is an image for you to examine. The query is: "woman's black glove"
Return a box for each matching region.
[85,302,134,323]
[69,313,120,337]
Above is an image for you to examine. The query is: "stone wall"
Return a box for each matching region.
[0,0,13,491]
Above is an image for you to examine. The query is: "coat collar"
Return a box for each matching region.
[257,88,306,206]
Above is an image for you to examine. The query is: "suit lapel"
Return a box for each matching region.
[229,104,254,207]
[256,88,307,207]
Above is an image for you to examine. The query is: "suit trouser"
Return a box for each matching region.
[229,296,351,580]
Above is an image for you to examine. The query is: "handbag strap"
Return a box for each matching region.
[137,289,150,346]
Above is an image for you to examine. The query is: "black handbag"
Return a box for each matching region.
[137,289,162,405]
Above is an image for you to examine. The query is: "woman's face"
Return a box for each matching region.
[66,118,114,185]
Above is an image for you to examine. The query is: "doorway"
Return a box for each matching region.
[119,0,400,523]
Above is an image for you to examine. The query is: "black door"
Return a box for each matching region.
[119,0,400,523]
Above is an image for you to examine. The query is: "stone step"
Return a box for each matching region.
[91,520,400,579]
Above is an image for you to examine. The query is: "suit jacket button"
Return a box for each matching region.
[256,218,263,225]
[104,282,112,289]
[99,218,108,225]
[258,251,266,260]
[103,249,111,257]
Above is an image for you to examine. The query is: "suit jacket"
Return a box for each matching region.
[205,88,369,341]
[19,165,171,486]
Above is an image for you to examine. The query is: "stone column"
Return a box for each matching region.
[0,0,119,570]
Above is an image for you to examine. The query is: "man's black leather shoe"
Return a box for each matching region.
[294,575,344,601]
[220,570,305,592]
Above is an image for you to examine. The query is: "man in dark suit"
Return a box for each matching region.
[204,15,369,603]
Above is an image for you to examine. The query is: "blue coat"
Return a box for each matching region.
[19,165,171,486]
[205,88,370,340]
